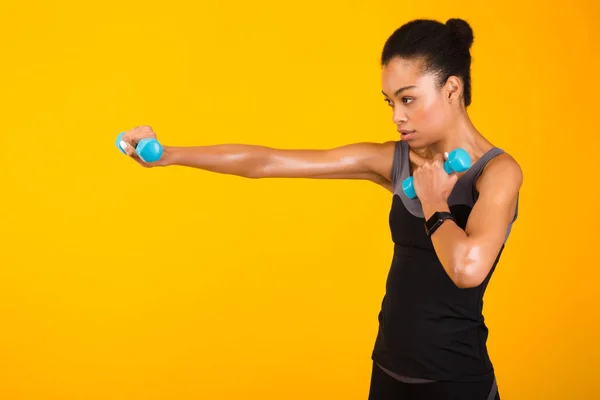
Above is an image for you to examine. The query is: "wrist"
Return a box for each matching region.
[157,146,179,166]
[421,200,450,220]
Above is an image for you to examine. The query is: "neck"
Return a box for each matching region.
[417,113,493,161]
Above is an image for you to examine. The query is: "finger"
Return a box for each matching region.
[119,140,135,156]
[122,133,140,148]
[120,140,144,163]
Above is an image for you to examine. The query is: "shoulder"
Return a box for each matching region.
[370,140,398,156]
[342,140,397,157]
[358,140,399,175]
[476,151,523,199]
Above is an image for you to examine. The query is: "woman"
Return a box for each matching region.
[120,17,522,400]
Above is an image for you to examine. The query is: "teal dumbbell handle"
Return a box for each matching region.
[116,132,164,163]
[401,148,472,200]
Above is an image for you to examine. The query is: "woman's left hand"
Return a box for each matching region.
[413,153,458,206]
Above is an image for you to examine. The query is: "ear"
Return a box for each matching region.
[444,76,463,104]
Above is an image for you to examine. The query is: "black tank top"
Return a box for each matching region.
[371,140,519,383]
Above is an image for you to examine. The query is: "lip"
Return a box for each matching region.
[398,129,416,139]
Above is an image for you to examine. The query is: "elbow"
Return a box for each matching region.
[239,154,272,179]
[245,150,275,179]
[245,163,272,179]
[450,246,489,289]
[453,270,486,289]
[244,169,264,179]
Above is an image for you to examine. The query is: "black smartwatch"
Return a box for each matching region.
[425,211,456,237]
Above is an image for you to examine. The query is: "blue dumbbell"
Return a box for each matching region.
[401,148,472,199]
[115,132,164,163]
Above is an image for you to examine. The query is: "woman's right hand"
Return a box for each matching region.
[119,125,162,167]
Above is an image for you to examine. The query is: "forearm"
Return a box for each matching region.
[421,201,473,288]
[160,144,271,178]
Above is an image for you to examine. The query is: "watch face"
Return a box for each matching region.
[425,212,454,235]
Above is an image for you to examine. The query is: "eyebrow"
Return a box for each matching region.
[382,85,417,98]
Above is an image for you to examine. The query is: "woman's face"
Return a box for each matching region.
[381,57,454,149]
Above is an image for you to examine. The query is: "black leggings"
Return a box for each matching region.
[368,363,500,400]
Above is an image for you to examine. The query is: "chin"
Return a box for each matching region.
[403,132,440,149]
[402,135,426,149]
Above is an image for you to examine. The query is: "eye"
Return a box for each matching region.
[383,98,393,107]
[402,97,414,104]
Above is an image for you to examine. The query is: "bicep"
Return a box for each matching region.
[461,156,522,283]
[258,141,396,184]
[464,188,518,253]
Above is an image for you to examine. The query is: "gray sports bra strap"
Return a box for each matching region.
[466,146,519,228]
[390,140,406,189]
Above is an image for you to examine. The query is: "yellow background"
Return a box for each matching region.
[1,0,598,399]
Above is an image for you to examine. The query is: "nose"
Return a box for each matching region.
[392,107,407,125]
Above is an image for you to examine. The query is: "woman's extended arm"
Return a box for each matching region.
[121,126,396,190]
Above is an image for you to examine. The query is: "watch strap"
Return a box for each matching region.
[425,211,456,237]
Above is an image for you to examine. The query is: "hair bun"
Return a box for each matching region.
[446,18,474,50]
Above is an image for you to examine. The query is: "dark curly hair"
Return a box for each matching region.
[381,18,475,107]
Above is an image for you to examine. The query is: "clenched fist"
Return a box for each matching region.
[119,125,165,167]
[413,153,459,205]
